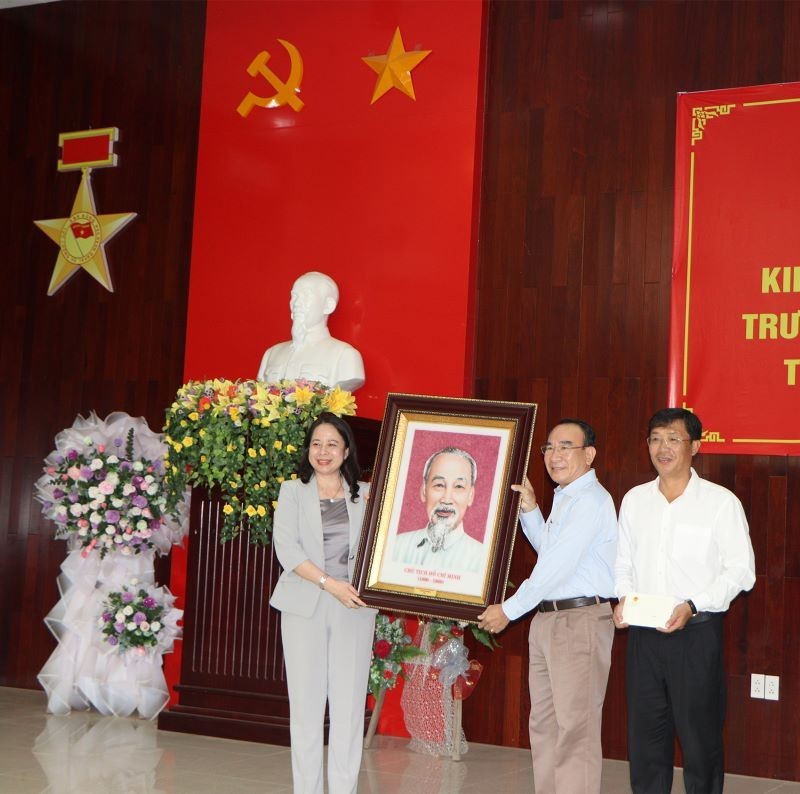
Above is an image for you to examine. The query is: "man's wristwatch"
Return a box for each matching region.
[685,599,698,616]
[319,574,328,590]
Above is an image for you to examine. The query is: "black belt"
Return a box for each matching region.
[689,611,716,624]
[538,596,610,613]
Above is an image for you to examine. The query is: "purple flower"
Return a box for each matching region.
[120,461,132,471]
[105,510,120,524]
[142,597,157,609]
[53,488,65,500]
[55,455,65,465]
[131,537,142,545]
[149,519,162,530]
[55,513,68,524]
[114,622,125,633]
[134,612,146,625]
[132,495,148,509]
[102,612,112,622]
[67,450,79,462]
[68,491,80,503]
[132,475,145,489]
[80,466,93,479]
[121,591,135,604]
[152,459,164,475]
[113,438,123,448]
[106,636,118,646]
[95,469,108,481]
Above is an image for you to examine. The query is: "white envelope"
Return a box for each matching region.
[622,592,680,629]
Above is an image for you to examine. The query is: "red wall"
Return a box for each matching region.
[183,0,486,419]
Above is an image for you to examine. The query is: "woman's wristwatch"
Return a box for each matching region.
[685,599,698,616]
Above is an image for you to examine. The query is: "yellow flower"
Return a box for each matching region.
[260,480,267,487]
[200,455,207,463]
[247,448,257,458]
[257,505,266,517]
[293,386,313,406]
[251,417,260,427]
[245,505,257,517]
[274,440,283,450]
[188,412,199,421]
[271,500,279,509]
[262,419,271,427]
[182,436,193,447]
[323,386,356,416]
[171,465,178,474]
[291,473,298,480]
[253,483,260,490]
[174,442,183,453]
[222,504,234,515]
[286,444,297,453]
[259,447,266,456]
[277,476,285,483]
[199,429,206,438]
[227,442,236,452]
[229,481,238,489]
[229,406,240,422]
[180,420,188,427]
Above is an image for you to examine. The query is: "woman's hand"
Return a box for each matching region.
[325,578,368,609]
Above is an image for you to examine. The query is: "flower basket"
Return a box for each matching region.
[34,411,188,558]
[163,378,355,544]
[98,581,181,657]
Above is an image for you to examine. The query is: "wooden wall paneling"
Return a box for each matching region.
[468,0,800,780]
[0,0,206,688]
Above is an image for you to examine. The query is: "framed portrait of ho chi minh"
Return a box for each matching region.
[352,393,537,623]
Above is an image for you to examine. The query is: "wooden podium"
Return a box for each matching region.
[158,416,381,744]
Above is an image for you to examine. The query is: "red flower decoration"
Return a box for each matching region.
[374,639,391,659]
[450,625,464,637]
[383,669,394,680]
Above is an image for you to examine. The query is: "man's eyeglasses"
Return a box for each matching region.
[540,443,588,455]
[646,436,692,449]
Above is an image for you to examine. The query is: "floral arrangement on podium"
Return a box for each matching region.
[34,411,188,719]
[162,378,355,544]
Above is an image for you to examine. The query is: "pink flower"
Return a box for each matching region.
[67,466,81,481]
[98,481,115,495]
[97,444,106,453]
[46,467,56,475]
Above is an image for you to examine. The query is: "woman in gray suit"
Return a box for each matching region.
[271,412,376,794]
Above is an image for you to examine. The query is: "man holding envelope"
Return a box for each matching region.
[614,408,756,794]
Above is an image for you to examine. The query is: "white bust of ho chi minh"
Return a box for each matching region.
[257,271,365,393]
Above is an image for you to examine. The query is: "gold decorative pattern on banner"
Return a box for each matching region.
[691,104,735,145]
[701,430,725,443]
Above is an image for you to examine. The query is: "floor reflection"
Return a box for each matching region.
[34,712,163,794]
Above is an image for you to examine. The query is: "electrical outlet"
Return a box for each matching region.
[765,675,779,701]
[750,673,765,698]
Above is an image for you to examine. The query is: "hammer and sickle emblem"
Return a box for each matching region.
[236,39,304,117]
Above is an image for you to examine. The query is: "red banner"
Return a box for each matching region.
[669,83,800,455]
[183,0,485,420]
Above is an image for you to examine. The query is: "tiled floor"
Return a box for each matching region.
[0,687,798,793]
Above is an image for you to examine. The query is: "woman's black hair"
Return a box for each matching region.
[297,412,361,501]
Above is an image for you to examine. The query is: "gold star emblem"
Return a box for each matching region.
[34,169,136,295]
[362,27,432,104]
